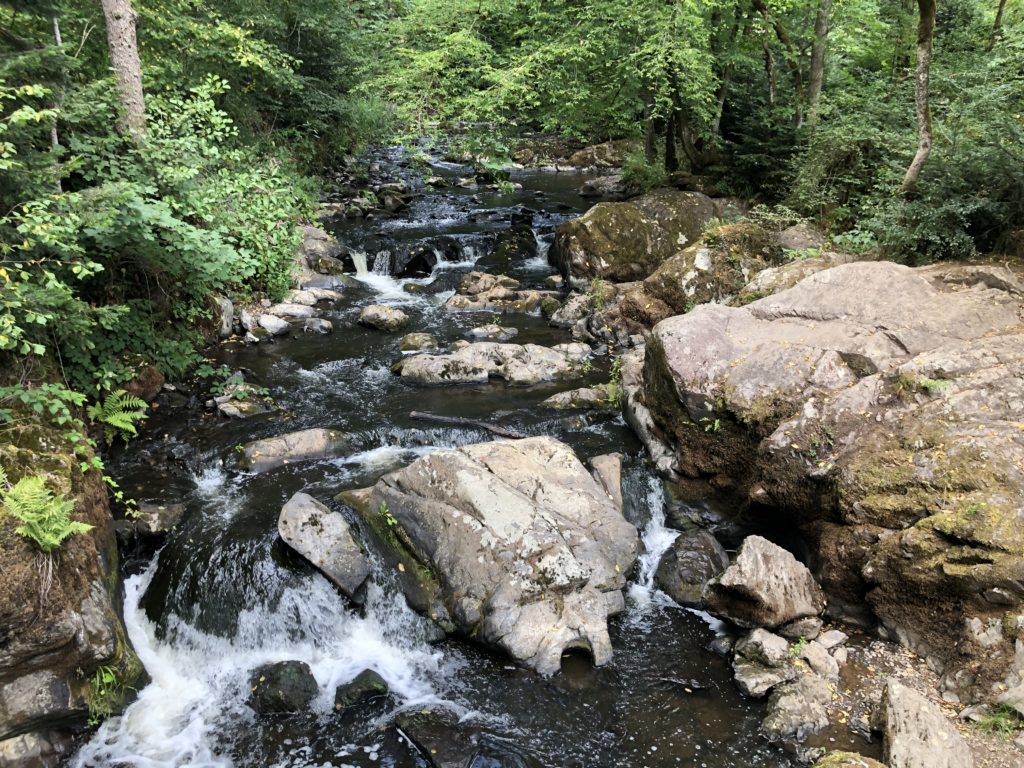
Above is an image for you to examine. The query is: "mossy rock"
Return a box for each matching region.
[812,751,887,768]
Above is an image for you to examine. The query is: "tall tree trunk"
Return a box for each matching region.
[664,110,679,173]
[100,0,145,137]
[643,92,657,163]
[51,16,63,193]
[807,0,833,126]
[988,0,1008,50]
[901,0,936,194]
[752,0,803,124]
[764,43,777,108]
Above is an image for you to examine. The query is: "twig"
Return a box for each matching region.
[409,411,527,439]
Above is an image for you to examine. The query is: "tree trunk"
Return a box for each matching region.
[764,43,777,108]
[51,16,63,193]
[807,0,833,126]
[901,0,936,194]
[664,110,679,173]
[100,0,145,137]
[643,93,657,163]
[988,0,1008,50]
[752,0,803,124]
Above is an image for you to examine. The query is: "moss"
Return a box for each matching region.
[812,752,886,768]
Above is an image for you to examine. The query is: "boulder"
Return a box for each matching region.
[549,293,594,329]
[358,305,410,332]
[732,629,797,697]
[779,222,827,252]
[258,314,290,336]
[589,453,623,512]
[214,295,233,339]
[398,342,590,387]
[278,493,370,602]
[339,437,639,674]
[239,428,351,473]
[761,674,832,742]
[641,260,1024,696]
[567,139,639,168]
[813,752,888,768]
[579,175,637,200]
[266,302,315,319]
[124,363,164,403]
[705,536,825,629]
[642,223,781,314]
[134,501,185,537]
[475,224,537,271]
[880,680,973,768]
[654,529,729,607]
[395,707,482,768]
[799,640,840,680]
[248,661,318,714]
[333,669,388,712]
[467,324,518,342]
[283,289,318,306]
[738,251,867,303]
[540,385,612,410]
[550,190,717,282]
[444,282,554,314]
[778,617,824,641]
[304,318,333,334]
[400,332,439,353]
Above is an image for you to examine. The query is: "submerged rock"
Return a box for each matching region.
[880,680,973,768]
[475,223,537,271]
[467,323,518,342]
[248,661,318,714]
[358,304,410,332]
[278,492,370,602]
[443,271,554,314]
[400,332,439,353]
[398,342,590,386]
[334,669,388,712]
[340,437,639,674]
[135,501,185,538]
[304,317,333,334]
[239,428,351,473]
[705,535,825,629]
[654,529,729,607]
[395,707,481,768]
[541,385,611,410]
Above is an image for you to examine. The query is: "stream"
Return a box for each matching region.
[71,150,795,768]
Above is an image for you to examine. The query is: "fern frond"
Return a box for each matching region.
[88,389,148,445]
[2,474,92,553]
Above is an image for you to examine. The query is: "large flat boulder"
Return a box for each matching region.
[880,680,973,768]
[278,493,370,602]
[655,529,729,607]
[398,342,590,386]
[549,190,717,282]
[640,259,1024,699]
[339,437,639,674]
[239,428,351,473]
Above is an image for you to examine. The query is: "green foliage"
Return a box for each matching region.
[0,466,92,553]
[620,151,668,192]
[972,704,1022,737]
[87,663,137,727]
[86,390,147,445]
[606,356,624,409]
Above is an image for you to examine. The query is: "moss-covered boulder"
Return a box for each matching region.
[549,190,718,282]
[643,223,781,314]
[639,260,1024,701]
[0,421,141,751]
[813,752,887,768]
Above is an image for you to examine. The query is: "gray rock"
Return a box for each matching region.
[333,669,388,712]
[283,289,318,306]
[358,304,410,332]
[761,674,832,742]
[735,629,791,667]
[395,707,481,768]
[733,629,796,698]
[705,535,825,629]
[779,617,824,640]
[267,302,314,319]
[541,385,611,410]
[443,273,554,314]
[278,493,370,602]
[304,318,333,334]
[733,661,797,698]
[400,332,439,353]
[339,437,638,674]
[800,640,840,680]
[589,453,623,513]
[248,661,318,714]
[778,222,827,252]
[578,174,635,200]
[550,293,594,328]
[811,752,887,768]
[654,529,729,607]
[0,731,73,768]
[135,501,185,537]
[240,308,257,332]
[881,679,973,768]
[214,296,233,339]
[467,324,518,342]
[239,428,351,473]
[399,342,590,387]
[818,629,849,650]
[258,314,290,336]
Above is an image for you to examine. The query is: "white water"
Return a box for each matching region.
[627,477,681,611]
[351,250,369,277]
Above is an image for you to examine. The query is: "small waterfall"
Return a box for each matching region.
[372,250,392,274]
[351,250,369,276]
[628,476,680,609]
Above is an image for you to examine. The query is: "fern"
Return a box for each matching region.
[0,471,93,553]
[86,390,148,445]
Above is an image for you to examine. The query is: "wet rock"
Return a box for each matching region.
[395,707,481,768]
[214,295,234,339]
[333,669,388,712]
[444,274,555,314]
[779,222,827,252]
[340,437,639,674]
[458,272,520,296]
[642,223,781,314]
[567,139,638,168]
[239,427,351,473]
[467,324,518,342]
[579,174,636,200]
[654,529,729,607]
[621,347,679,479]
[135,501,185,537]
[358,304,410,332]
[818,629,849,650]
[304,318,333,334]
[550,189,717,282]
[550,293,594,328]
[268,302,314,319]
[476,223,537,271]
[248,661,318,714]
[779,617,824,641]
[541,385,611,410]
[400,332,439,353]
[735,628,791,667]
[800,640,840,680]
[278,492,370,602]
[258,314,290,336]
[283,289,318,306]
[880,680,973,768]
[399,342,591,387]
[705,536,825,629]
[589,453,623,512]
[732,629,797,697]
[813,752,887,768]
[0,731,74,768]
[124,364,165,403]
[761,674,832,742]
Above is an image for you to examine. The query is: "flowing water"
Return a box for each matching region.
[72,149,796,768]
